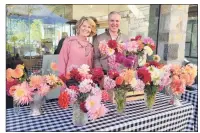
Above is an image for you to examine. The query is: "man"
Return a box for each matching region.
[54,32,68,54]
[93,11,129,73]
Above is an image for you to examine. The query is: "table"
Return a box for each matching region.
[181,89,198,131]
[6,93,194,132]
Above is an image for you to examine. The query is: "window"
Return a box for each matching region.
[184,5,197,64]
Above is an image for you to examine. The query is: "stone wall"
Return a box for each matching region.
[157,5,189,65]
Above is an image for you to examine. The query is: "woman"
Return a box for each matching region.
[58,17,96,86]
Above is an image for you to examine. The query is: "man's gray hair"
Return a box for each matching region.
[108,11,121,20]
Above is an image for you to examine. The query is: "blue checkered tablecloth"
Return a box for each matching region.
[6,93,194,132]
[181,89,198,131]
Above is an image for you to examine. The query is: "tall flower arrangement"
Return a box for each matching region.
[58,64,108,123]
[137,58,164,109]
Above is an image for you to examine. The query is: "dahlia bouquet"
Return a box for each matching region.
[6,64,27,97]
[58,64,108,123]
[129,35,156,67]
[137,63,163,109]
[59,64,104,87]
[161,63,197,95]
[162,63,197,106]
[6,63,64,106]
[103,68,145,113]
[98,39,138,71]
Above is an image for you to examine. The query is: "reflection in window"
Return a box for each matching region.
[185,5,197,65]
[6,5,71,72]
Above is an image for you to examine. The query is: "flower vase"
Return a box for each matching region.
[13,100,20,116]
[144,92,156,110]
[165,86,182,106]
[138,54,147,67]
[144,85,157,110]
[164,86,171,96]
[72,103,88,126]
[30,94,45,116]
[114,89,126,114]
[169,94,182,106]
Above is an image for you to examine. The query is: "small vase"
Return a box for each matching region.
[30,94,45,116]
[169,94,182,106]
[165,86,182,106]
[164,86,172,96]
[114,89,126,114]
[13,100,20,116]
[72,103,88,126]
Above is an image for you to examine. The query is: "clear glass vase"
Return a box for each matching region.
[165,86,182,106]
[169,94,182,106]
[72,103,88,126]
[138,54,147,67]
[114,89,127,114]
[13,100,20,116]
[30,94,45,116]
[144,92,156,110]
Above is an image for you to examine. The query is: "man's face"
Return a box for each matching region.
[108,14,121,33]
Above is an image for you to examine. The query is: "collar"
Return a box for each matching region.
[105,28,121,35]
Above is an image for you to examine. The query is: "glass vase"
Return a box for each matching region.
[13,100,20,116]
[165,86,182,106]
[144,85,157,110]
[169,94,182,106]
[144,92,156,110]
[114,89,127,114]
[72,103,88,126]
[138,54,147,67]
[30,94,45,116]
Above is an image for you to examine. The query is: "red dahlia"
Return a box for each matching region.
[137,67,151,84]
[108,40,118,49]
[92,67,104,83]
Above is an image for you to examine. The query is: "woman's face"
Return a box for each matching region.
[79,20,92,37]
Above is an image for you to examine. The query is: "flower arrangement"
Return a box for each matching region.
[130,35,156,56]
[6,64,27,97]
[98,39,138,70]
[6,63,64,105]
[163,63,197,96]
[129,35,156,67]
[103,68,145,112]
[137,60,163,109]
[98,35,157,71]
[58,64,108,122]
[97,36,160,111]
